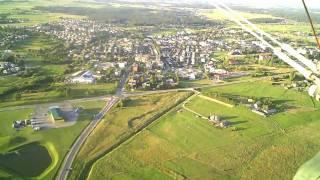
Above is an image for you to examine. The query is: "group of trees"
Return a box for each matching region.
[0,13,25,24]
[0,26,31,49]
[0,75,54,100]
[36,6,220,26]
[32,42,70,65]
[0,50,25,66]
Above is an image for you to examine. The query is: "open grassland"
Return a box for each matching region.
[258,24,319,34]
[200,9,280,22]
[200,8,319,46]
[0,99,106,179]
[88,82,320,180]
[69,91,192,180]
[0,0,108,26]
[202,80,320,108]
[257,24,320,45]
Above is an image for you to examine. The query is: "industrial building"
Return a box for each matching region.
[48,106,64,122]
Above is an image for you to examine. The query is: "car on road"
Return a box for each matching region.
[66,168,73,171]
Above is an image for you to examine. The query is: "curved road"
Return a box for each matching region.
[57,96,118,180]
[57,67,130,180]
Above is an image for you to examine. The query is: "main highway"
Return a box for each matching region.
[56,67,129,180]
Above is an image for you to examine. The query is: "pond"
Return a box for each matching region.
[0,143,52,177]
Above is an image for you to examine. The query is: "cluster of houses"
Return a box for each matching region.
[154,29,272,69]
[250,100,277,117]
[0,30,29,48]
[127,66,179,90]
[151,29,276,83]
[177,68,203,80]
[209,114,231,128]
[0,61,22,75]
[34,19,132,63]
[154,30,218,69]
[13,18,317,92]
[127,28,278,89]
[127,38,177,90]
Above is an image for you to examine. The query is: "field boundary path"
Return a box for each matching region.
[198,95,234,108]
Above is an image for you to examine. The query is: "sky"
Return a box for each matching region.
[124,0,320,9]
[212,0,320,9]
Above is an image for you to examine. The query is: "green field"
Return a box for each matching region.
[0,99,107,179]
[87,82,320,180]
[202,81,319,108]
[70,91,192,180]
[0,0,104,26]
[200,9,281,22]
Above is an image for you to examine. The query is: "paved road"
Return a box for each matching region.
[57,97,119,180]
[0,96,112,112]
[56,65,130,180]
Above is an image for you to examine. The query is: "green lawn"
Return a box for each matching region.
[0,99,107,179]
[87,82,320,180]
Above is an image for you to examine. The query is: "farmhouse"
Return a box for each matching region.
[48,106,64,122]
[209,115,221,124]
[209,115,231,128]
[219,121,231,128]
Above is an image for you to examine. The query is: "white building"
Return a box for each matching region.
[71,71,95,84]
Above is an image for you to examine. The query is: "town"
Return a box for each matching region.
[1,18,309,93]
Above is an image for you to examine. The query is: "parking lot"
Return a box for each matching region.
[31,102,80,130]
